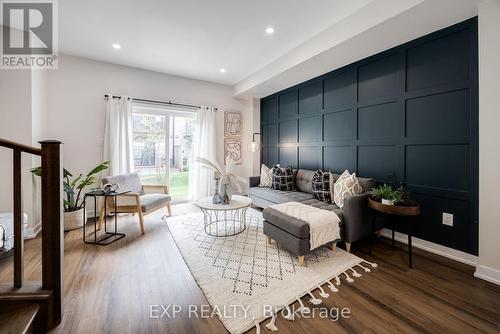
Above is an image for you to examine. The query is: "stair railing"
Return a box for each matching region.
[0,138,63,329]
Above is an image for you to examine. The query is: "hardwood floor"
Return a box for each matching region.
[1,204,499,333]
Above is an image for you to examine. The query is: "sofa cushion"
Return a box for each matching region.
[297,199,344,221]
[249,187,313,204]
[295,170,314,193]
[357,177,376,192]
[102,173,143,194]
[271,166,295,191]
[263,200,343,239]
[263,207,310,238]
[140,193,171,212]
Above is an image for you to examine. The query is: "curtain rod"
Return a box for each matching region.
[104,94,218,111]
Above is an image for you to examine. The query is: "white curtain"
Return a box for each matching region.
[189,106,217,200]
[103,95,134,175]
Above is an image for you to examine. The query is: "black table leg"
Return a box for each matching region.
[369,211,376,254]
[391,218,395,250]
[408,216,413,268]
[94,195,97,243]
[83,195,86,242]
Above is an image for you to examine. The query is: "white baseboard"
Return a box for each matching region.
[25,221,42,239]
[474,265,500,285]
[380,228,478,267]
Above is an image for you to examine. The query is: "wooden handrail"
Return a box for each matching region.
[0,138,41,156]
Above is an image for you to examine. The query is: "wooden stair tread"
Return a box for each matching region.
[0,303,39,334]
[0,283,52,301]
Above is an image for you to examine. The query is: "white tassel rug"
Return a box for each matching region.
[166,209,376,334]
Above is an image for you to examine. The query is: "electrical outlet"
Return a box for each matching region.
[442,212,453,226]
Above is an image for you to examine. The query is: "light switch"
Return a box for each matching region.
[442,212,453,226]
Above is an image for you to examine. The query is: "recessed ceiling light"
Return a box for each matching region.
[112,43,121,49]
[265,27,274,34]
[219,68,226,73]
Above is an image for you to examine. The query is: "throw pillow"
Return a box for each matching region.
[258,164,274,187]
[333,170,363,208]
[271,166,295,191]
[312,170,332,203]
[329,171,335,203]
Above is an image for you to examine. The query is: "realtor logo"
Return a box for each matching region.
[1,0,58,69]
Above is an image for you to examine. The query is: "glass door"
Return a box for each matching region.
[168,113,196,202]
[131,104,196,203]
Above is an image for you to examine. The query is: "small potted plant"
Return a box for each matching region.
[372,184,403,206]
[31,161,109,231]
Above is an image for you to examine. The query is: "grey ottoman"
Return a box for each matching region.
[263,206,340,266]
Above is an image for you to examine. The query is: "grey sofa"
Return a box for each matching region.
[249,170,377,255]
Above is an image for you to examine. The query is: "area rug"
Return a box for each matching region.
[166,209,376,334]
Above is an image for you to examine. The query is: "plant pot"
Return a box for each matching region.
[64,208,86,231]
[381,198,395,206]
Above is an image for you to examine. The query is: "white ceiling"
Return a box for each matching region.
[235,0,482,98]
[57,0,372,85]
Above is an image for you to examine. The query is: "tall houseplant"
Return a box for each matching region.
[31,161,109,230]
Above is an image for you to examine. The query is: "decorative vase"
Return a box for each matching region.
[381,198,395,206]
[64,207,87,231]
[212,178,222,204]
[221,184,230,204]
[220,176,232,202]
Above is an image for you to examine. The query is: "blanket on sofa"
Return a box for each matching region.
[269,201,341,250]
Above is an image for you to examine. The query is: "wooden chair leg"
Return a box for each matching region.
[298,256,305,267]
[330,242,337,252]
[345,242,352,253]
[137,209,145,234]
[98,198,105,230]
[267,236,273,244]
[166,203,172,217]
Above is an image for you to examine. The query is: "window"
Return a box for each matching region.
[131,104,196,202]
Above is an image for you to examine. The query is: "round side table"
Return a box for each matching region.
[194,195,252,237]
[368,197,421,268]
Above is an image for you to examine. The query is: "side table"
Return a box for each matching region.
[368,197,421,268]
[83,190,129,245]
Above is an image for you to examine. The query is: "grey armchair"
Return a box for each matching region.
[98,173,172,234]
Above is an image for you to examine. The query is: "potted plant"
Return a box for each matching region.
[31,161,109,231]
[371,184,403,206]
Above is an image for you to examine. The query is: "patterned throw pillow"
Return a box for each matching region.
[258,164,274,187]
[333,170,363,208]
[271,166,295,191]
[329,171,336,203]
[312,170,332,203]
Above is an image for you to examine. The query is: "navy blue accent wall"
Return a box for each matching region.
[260,18,479,255]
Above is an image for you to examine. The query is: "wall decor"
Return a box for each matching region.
[224,138,242,165]
[224,112,242,137]
[260,18,478,255]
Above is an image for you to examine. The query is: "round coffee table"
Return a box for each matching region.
[194,195,252,237]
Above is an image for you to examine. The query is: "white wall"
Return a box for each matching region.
[42,54,254,204]
[0,69,36,230]
[476,0,500,285]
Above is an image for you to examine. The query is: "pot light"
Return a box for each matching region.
[112,43,121,49]
[219,68,226,73]
[265,27,274,34]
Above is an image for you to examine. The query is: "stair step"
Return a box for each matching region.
[0,303,39,334]
[0,282,52,301]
